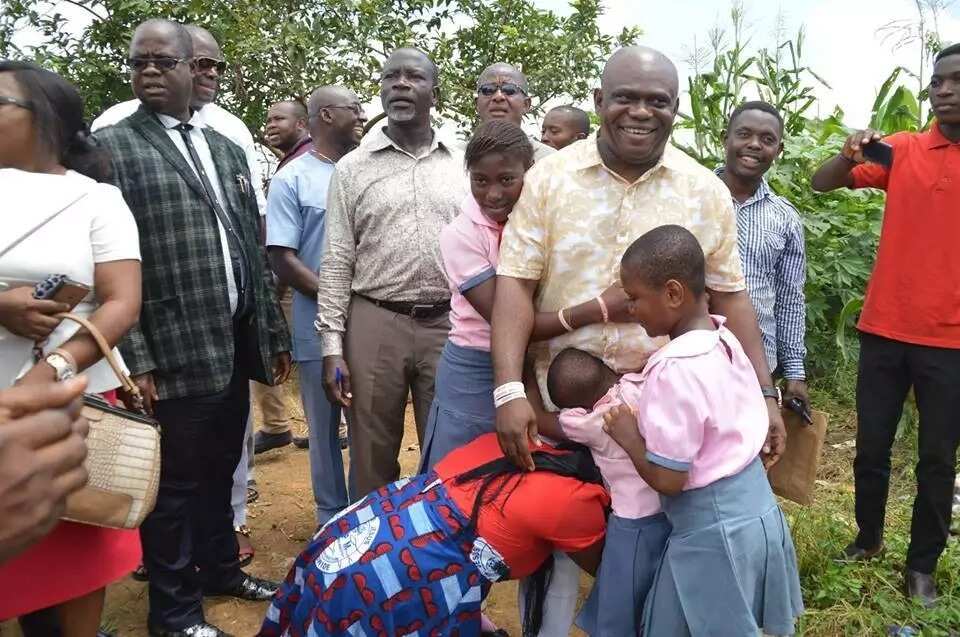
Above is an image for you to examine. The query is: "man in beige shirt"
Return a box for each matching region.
[316,48,465,498]
[492,46,787,471]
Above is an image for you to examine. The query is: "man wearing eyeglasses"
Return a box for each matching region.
[266,86,366,528]
[93,19,290,637]
[475,62,554,162]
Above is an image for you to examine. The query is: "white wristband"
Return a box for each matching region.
[493,381,526,408]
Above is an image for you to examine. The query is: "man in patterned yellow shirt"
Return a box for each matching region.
[491,45,786,472]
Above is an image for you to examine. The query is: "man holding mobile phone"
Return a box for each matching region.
[811,43,960,607]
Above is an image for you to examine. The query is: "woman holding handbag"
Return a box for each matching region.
[0,61,142,636]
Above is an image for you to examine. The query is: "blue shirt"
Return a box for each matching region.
[266,153,335,361]
[715,167,807,380]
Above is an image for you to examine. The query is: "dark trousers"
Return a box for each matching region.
[854,332,960,574]
[142,359,250,629]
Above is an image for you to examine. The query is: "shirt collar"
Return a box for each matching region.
[924,121,959,149]
[461,194,503,230]
[569,133,686,184]
[714,165,771,206]
[155,110,205,131]
[647,314,730,363]
[284,135,313,159]
[366,125,450,159]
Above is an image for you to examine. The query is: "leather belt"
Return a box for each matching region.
[358,294,450,319]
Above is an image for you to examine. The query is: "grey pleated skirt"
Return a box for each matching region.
[642,458,804,636]
[576,512,671,637]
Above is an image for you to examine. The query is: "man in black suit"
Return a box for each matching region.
[95,19,291,637]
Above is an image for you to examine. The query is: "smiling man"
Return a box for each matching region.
[492,44,786,494]
[475,62,554,162]
[716,101,807,410]
[811,42,960,607]
[316,48,465,498]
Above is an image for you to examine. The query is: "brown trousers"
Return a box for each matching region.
[253,286,294,435]
[344,295,449,498]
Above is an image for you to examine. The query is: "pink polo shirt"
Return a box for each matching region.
[439,195,502,350]
[634,315,767,490]
[559,387,662,519]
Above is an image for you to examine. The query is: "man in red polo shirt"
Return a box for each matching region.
[812,42,960,607]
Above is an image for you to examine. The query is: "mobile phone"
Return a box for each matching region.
[33,274,91,310]
[862,140,893,168]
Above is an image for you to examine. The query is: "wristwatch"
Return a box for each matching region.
[44,352,77,381]
[760,385,782,408]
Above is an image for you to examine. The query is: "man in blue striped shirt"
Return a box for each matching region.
[717,101,808,407]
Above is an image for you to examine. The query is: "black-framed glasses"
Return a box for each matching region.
[195,57,227,74]
[309,103,364,117]
[477,82,527,97]
[126,57,188,73]
[0,95,32,111]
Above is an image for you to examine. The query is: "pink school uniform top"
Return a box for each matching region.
[633,315,768,490]
[439,195,503,351]
[559,382,662,520]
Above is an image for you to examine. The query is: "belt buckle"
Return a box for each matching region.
[410,304,432,319]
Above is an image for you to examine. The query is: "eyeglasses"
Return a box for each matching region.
[477,82,527,97]
[126,57,188,73]
[309,104,364,117]
[195,57,227,74]
[0,95,32,111]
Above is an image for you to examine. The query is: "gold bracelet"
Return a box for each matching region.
[595,295,609,323]
[558,307,574,332]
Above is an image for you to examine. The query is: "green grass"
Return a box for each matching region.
[790,364,960,635]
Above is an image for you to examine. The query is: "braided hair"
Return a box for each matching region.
[454,443,604,637]
[464,119,534,171]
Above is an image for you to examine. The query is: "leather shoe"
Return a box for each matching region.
[205,572,279,601]
[904,569,937,607]
[292,435,309,449]
[837,541,884,562]
[253,431,291,454]
[147,621,234,637]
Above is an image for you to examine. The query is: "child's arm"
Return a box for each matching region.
[602,405,688,496]
[464,280,630,342]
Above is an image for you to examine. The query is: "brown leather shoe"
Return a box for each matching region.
[904,569,937,607]
[837,541,884,562]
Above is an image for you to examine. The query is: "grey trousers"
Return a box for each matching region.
[300,360,348,524]
[344,295,449,499]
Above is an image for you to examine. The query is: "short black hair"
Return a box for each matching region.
[935,42,960,62]
[547,348,616,410]
[728,100,784,135]
[274,99,307,120]
[464,119,534,170]
[0,60,110,181]
[386,47,439,87]
[132,19,193,59]
[621,225,706,297]
[549,105,591,135]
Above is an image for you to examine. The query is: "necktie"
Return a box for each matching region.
[176,122,250,315]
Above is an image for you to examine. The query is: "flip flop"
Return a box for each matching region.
[235,525,255,567]
[131,563,148,581]
[247,486,259,504]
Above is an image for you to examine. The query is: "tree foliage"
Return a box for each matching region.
[0,0,638,140]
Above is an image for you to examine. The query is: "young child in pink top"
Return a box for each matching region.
[601,224,803,636]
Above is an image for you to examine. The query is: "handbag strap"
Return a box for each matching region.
[54,312,143,404]
[0,192,89,260]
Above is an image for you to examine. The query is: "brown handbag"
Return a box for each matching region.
[55,313,162,529]
[768,407,829,506]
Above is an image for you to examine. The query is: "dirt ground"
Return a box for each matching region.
[2,379,591,636]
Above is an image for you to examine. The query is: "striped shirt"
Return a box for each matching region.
[716,167,807,379]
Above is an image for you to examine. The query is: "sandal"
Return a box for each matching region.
[247,486,259,504]
[235,525,255,567]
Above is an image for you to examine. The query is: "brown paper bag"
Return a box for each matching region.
[767,408,828,506]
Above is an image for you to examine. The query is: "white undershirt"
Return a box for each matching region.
[155,111,238,314]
